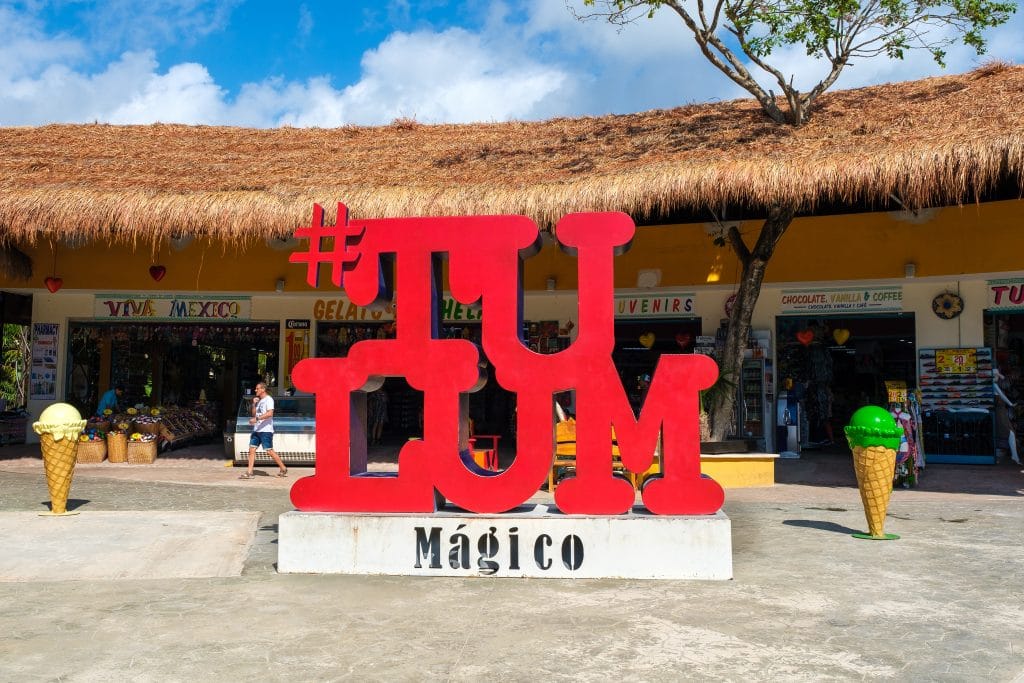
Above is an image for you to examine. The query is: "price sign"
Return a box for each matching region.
[935,348,977,375]
[884,380,908,404]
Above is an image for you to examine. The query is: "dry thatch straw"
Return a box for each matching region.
[0,62,1022,250]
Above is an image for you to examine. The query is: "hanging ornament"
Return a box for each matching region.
[150,241,167,282]
[674,332,692,349]
[833,328,851,346]
[796,329,815,346]
[724,293,737,317]
[44,244,63,293]
[931,292,964,320]
[638,332,656,349]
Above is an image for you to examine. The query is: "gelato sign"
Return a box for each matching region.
[312,296,481,322]
[94,294,251,321]
[780,286,903,314]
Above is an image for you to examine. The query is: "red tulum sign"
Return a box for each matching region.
[286,204,723,516]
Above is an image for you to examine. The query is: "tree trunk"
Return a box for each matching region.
[708,204,795,441]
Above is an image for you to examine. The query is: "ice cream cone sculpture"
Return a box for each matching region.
[844,405,904,540]
[32,403,87,516]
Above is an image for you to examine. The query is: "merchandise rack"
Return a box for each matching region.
[918,347,996,464]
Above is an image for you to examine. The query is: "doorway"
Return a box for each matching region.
[776,314,916,445]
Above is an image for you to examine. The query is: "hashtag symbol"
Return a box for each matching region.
[289,203,365,288]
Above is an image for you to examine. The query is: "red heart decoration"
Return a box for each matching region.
[44,276,63,293]
[796,329,814,346]
[674,332,692,349]
[149,265,167,282]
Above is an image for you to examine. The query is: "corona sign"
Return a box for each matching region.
[287,203,723,516]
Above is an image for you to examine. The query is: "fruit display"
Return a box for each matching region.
[155,405,218,449]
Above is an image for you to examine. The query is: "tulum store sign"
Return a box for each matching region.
[277,204,732,579]
[94,294,251,321]
[987,278,1024,310]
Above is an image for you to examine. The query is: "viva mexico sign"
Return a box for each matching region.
[286,204,723,517]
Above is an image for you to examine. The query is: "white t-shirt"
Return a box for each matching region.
[253,395,274,433]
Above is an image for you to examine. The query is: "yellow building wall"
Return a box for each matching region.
[1,199,1020,293]
[546,199,1024,290]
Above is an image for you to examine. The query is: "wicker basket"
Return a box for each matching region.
[76,439,107,463]
[126,440,158,464]
[132,421,162,435]
[107,432,128,463]
[86,419,110,433]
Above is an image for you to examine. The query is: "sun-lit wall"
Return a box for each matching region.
[2,199,1020,294]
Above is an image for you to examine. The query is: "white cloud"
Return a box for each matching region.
[0,1,1019,128]
[79,0,243,53]
[227,28,569,127]
[106,60,229,125]
[297,4,314,40]
[0,6,85,79]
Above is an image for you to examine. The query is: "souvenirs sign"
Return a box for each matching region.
[614,292,697,319]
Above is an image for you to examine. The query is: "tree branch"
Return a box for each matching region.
[726,225,751,265]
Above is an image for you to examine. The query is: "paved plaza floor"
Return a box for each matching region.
[1,442,1022,681]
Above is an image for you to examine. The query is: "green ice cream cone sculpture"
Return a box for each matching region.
[845,405,903,540]
[32,403,88,516]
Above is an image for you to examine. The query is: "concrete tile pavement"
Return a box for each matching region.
[1,441,1023,681]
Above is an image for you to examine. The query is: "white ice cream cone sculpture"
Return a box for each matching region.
[32,403,88,516]
[844,406,904,540]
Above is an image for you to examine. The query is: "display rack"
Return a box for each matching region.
[918,347,996,464]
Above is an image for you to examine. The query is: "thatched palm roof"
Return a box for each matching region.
[1,62,1022,248]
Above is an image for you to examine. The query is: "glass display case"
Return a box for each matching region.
[731,358,772,452]
[232,392,316,465]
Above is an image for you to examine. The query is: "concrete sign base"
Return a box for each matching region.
[278,505,732,580]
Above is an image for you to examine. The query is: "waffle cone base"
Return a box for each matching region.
[40,433,79,515]
[852,445,897,538]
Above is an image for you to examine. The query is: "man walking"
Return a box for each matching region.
[240,382,288,479]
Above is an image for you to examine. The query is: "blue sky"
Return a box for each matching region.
[2,0,1021,127]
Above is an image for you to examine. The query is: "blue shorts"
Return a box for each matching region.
[249,432,274,449]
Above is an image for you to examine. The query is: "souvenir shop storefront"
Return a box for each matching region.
[772,284,925,482]
[17,293,282,448]
[765,276,1021,477]
[64,294,278,413]
[611,291,702,418]
[984,277,1024,463]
